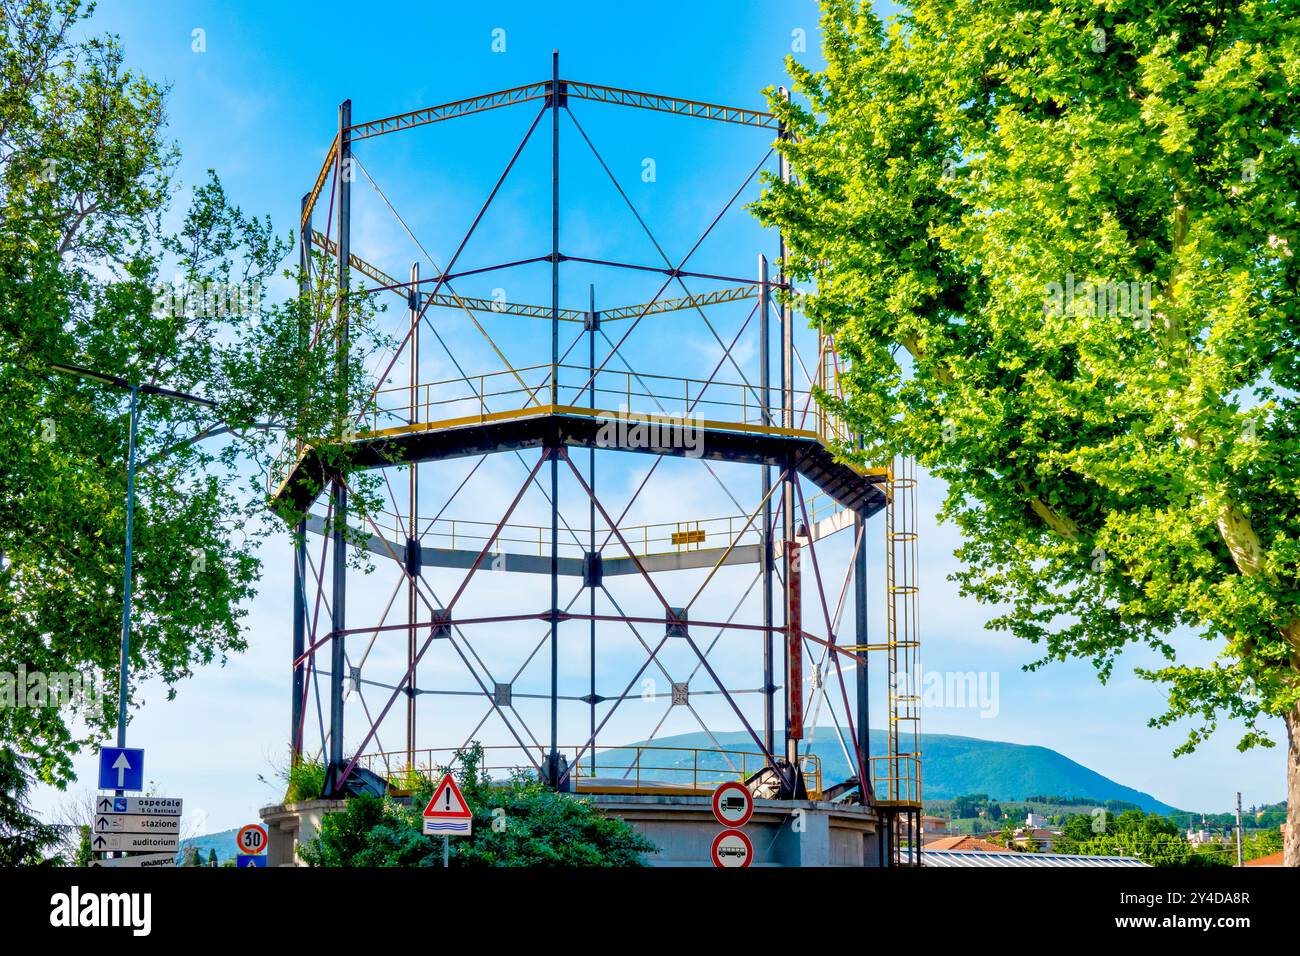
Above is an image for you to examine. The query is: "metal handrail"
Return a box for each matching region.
[358,744,823,799]
[359,488,847,561]
[869,754,922,806]
[365,362,832,435]
[268,362,850,493]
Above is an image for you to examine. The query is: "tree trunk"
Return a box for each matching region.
[1287,705,1300,866]
[1215,505,1300,868]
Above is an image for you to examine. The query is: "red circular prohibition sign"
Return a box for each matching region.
[711,781,754,828]
[711,828,754,868]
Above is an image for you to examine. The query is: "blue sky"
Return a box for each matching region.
[31,0,1284,833]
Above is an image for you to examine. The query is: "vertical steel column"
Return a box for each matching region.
[587,282,597,776]
[291,193,311,761]
[785,531,803,768]
[547,50,562,788]
[777,88,794,438]
[776,88,797,771]
[406,261,420,769]
[328,99,352,786]
[854,512,869,796]
[758,253,775,759]
[291,524,306,761]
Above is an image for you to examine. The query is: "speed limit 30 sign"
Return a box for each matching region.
[237,823,268,856]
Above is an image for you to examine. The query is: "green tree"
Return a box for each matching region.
[0,1,387,788]
[74,823,91,867]
[756,0,1300,865]
[0,747,61,865]
[206,847,217,867]
[951,793,990,819]
[1054,810,1105,854]
[1070,809,1227,866]
[991,820,1018,849]
[1243,826,1283,861]
[299,745,656,867]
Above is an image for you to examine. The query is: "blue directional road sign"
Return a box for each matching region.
[97,747,145,792]
[237,855,268,867]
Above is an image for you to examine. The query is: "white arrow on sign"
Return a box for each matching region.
[94,814,180,835]
[111,752,133,788]
[95,796,183,816]
[91,832,178,853]
[88,852,175,869]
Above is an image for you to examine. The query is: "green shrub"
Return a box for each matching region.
[285,757,326,804]
[299,744,656,867]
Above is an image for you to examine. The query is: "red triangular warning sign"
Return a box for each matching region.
[422,773,471,818]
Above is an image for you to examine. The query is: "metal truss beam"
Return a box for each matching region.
[306,77,776,236]
[342,79,776,148]
[311,230,583,321]
[313,230,761,323]
[599,284,760,321]
[301,136,338,232]
[348,82,552,141]
[563,80,777,129]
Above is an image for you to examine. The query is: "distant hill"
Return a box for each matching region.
[909,733,1179,814]
[178,827,239,865]
[590,730,1180,815]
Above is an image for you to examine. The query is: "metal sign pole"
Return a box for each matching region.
[116,386,140,764]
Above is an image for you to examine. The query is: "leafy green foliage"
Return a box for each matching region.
[74,823,91,866]
[754,0,1300,846]
[0,0,389,786]
[284,757,327,805]
[299,745,656,867]
[1243,825,1282,861]
[450,777,657,868]
[0,747,62,865]
[1056,808,1228,866]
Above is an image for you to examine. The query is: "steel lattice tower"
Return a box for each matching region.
[273,54,922,861]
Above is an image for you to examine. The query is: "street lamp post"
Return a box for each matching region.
[118,384,139,756]
[48,363,216,779]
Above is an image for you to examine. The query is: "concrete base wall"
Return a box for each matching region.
[259,793,883,867]
[260,799,347,867]
[586,793,883,867]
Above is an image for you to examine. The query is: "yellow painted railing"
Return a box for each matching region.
[367,363,837,437]
[870,754,921,806]
[268,361,853,494]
